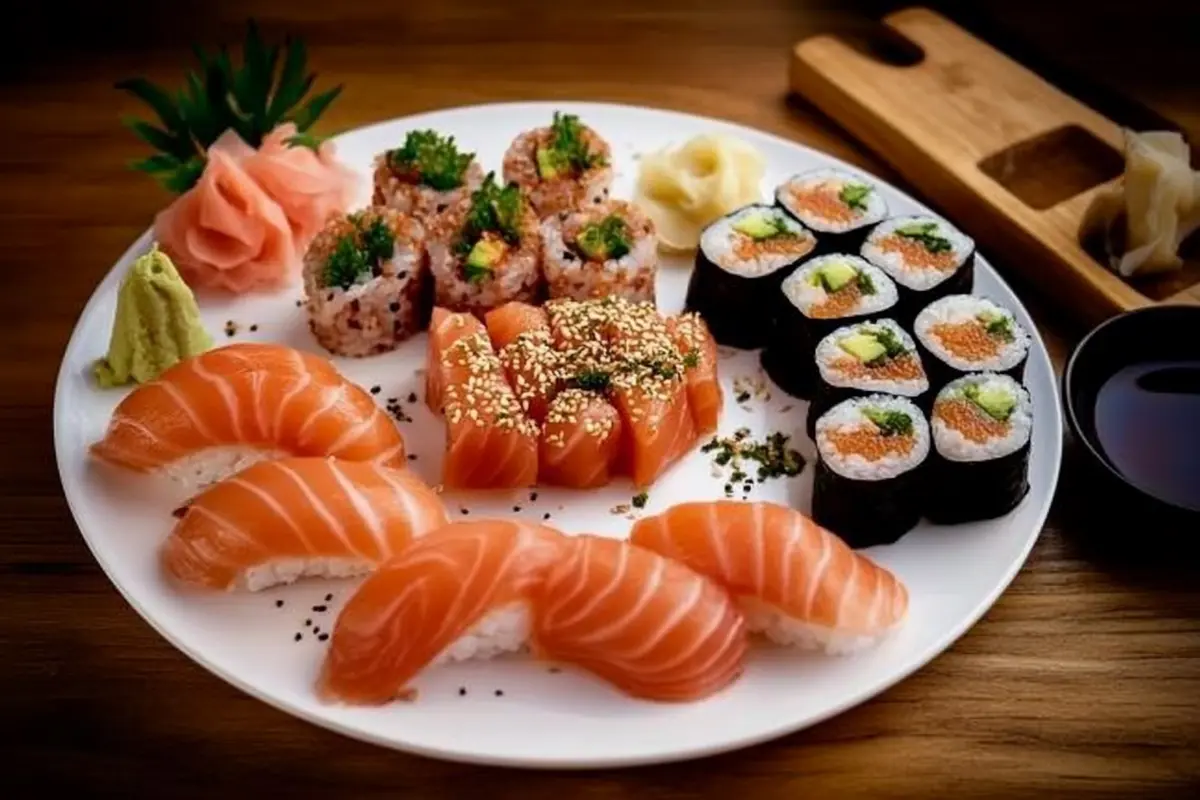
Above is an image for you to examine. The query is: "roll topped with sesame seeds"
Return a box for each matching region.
[541,199,659,304]
[302,207,430,358]
[426,173,544,318]
[503,111,613,219]
[372,129,485,223]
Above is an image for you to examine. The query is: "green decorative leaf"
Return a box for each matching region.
[290,85,342,132]
[122,118,187,160]
[130,153,181,174]
[267,38,310,125]
[163,158,207,193]
[115,78,186,135]
[285,132,326,151]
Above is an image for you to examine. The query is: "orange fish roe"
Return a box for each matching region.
[930,320,1002,360]
[788,184,857,224]
[934,399,1010,444]
[731,232,815,262]
[879,235,957,271]
[829,353,923,382]
[810,283,863,319]
[826,427,915,461]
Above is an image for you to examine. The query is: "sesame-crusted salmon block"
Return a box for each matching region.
[428,307,539,489]
[539,389,623,489]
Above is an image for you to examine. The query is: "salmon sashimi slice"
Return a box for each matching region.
[610,378,697,488]
[318,520,565,705]
[533,535,747,702]
[539,389,623,488]
[439,326,540,489]
[666,313,723,435]
[90,343,406,485]
[162,457,448,591]
[485,301,549,351]
[629,501,910,654]
[498,331,561,424]
[426,307,487,414]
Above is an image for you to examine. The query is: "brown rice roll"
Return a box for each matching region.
[426,173,543,318]
[540,199,658,304]
[303,208,431,357]
[372,129,485,222]
[502,111,613,219]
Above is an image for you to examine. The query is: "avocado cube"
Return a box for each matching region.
[536,147,567,180]
[732,212,780,240]
[466,238,506,270]
[839,333,887,363]
[964,383,1016,421]
[819,262,858,293]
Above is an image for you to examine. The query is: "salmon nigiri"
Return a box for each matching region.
[533,535,747,702]
[318,520,564,704]
[428,308,540,488]
[630,501,909,654]
[162,457,447,591]
[90,343,406,486]
[666,313,722,435]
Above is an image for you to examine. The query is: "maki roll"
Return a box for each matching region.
[926,373,1032,523]
[684,204,817,349]
[503,111,613,219]
[860,215,975,325]
[372,129,484,222]
[806,318,929,439]
[541,199,658,303]
[761,254,898,398]
[914,294,1031,392]
[426,173,543,318]
[303,208,431,357]
[775,168,887,253]
[812,395,930,548]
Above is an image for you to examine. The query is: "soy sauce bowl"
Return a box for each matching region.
[1062,304,1200,521]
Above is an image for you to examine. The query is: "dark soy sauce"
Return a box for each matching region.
[1093,360,1200,512]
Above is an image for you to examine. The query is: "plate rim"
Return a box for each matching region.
[53,99,1063,769]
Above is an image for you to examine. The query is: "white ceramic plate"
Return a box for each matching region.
[54,102,1061,769]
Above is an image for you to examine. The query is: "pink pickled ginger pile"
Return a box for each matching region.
[154,124,358,294]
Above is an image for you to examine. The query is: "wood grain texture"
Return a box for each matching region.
[790,6,1200,326]
[3,0,1199,796]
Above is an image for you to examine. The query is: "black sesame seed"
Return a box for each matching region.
[312,604,328,613]
[327,292,335,302]
[513,506,521,512]
[305,619,312,627]
[593,197,601,204]
[407,392,418,403]
[294,633,302,642]
[436,204,448,213]
[313,626,321,635]
[318,633,329,642]
[461,508,470,515]
[325,593,333,602]
[295,299,303,307]
[543,512,552,520]
[389,301,401,313]
[275,599,284,608]
[548,667,562,674]
[458,687,467,696]
[397,271,408,280]
[494,689,504,697]
[407,454,418,461]
[530,492,539,502]
[370,385,381,395]
[249,324,258,332]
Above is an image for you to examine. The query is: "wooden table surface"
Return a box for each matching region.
[5,0,1199,796]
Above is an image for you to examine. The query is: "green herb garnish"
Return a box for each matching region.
[856,270,876,296]
[864,325,908,361]
[576,215,632,261]
[568,369,612,392]
[463,262,493,283]
[539,111,606,177]
[703,431,805,483]
[895,221,953,254]
[839,183,872,212]
[454,173,525,256]
[977,311,1015,343]
[863,408,914,437]
[631,492,648,509]
[683,351,700,369]
[322,215,395,290]
[117,20,343,194]
[387,129,475,191]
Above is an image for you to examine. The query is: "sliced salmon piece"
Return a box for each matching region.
[436,320,540,489]
[497,331,561,424]
[533,535,747,701]
[629,501,910,653]
[162,457,447,591]
[425,307,487,414]
[89,343,406,481]
[666,313,723,435]
[485,301,549,351]
[318,520,565,705]
[609,377,697,487]
[539,389,623,488]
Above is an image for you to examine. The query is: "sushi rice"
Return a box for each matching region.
[931,373,1033,462]
[861,214,974,292]
[540,199,658,303]
[914,294,1031,373]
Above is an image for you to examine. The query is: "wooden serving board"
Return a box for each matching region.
[789,5,1200,327]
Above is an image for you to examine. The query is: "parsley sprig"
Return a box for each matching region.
[323,215,395,290]
[387,129,474,191]
[454,173,526,257]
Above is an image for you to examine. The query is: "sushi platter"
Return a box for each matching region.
[54,100,1061,768]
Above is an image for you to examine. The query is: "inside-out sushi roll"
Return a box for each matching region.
[926,373,1033,524]
[426,173,543,318]
[503,111,613,219]
[806,318,929,439]
[860,215,975,325]
[913,294,1031,391]
[812,394,930,548]
[684,204,817,349]
[372,129,485,222]
[303,208,431,357]
[541,199,658,303]
[761,254,898,398]
[776,169,887,253]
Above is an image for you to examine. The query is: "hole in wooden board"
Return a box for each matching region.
[978,124,1124,211]
[833,22,926,68]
